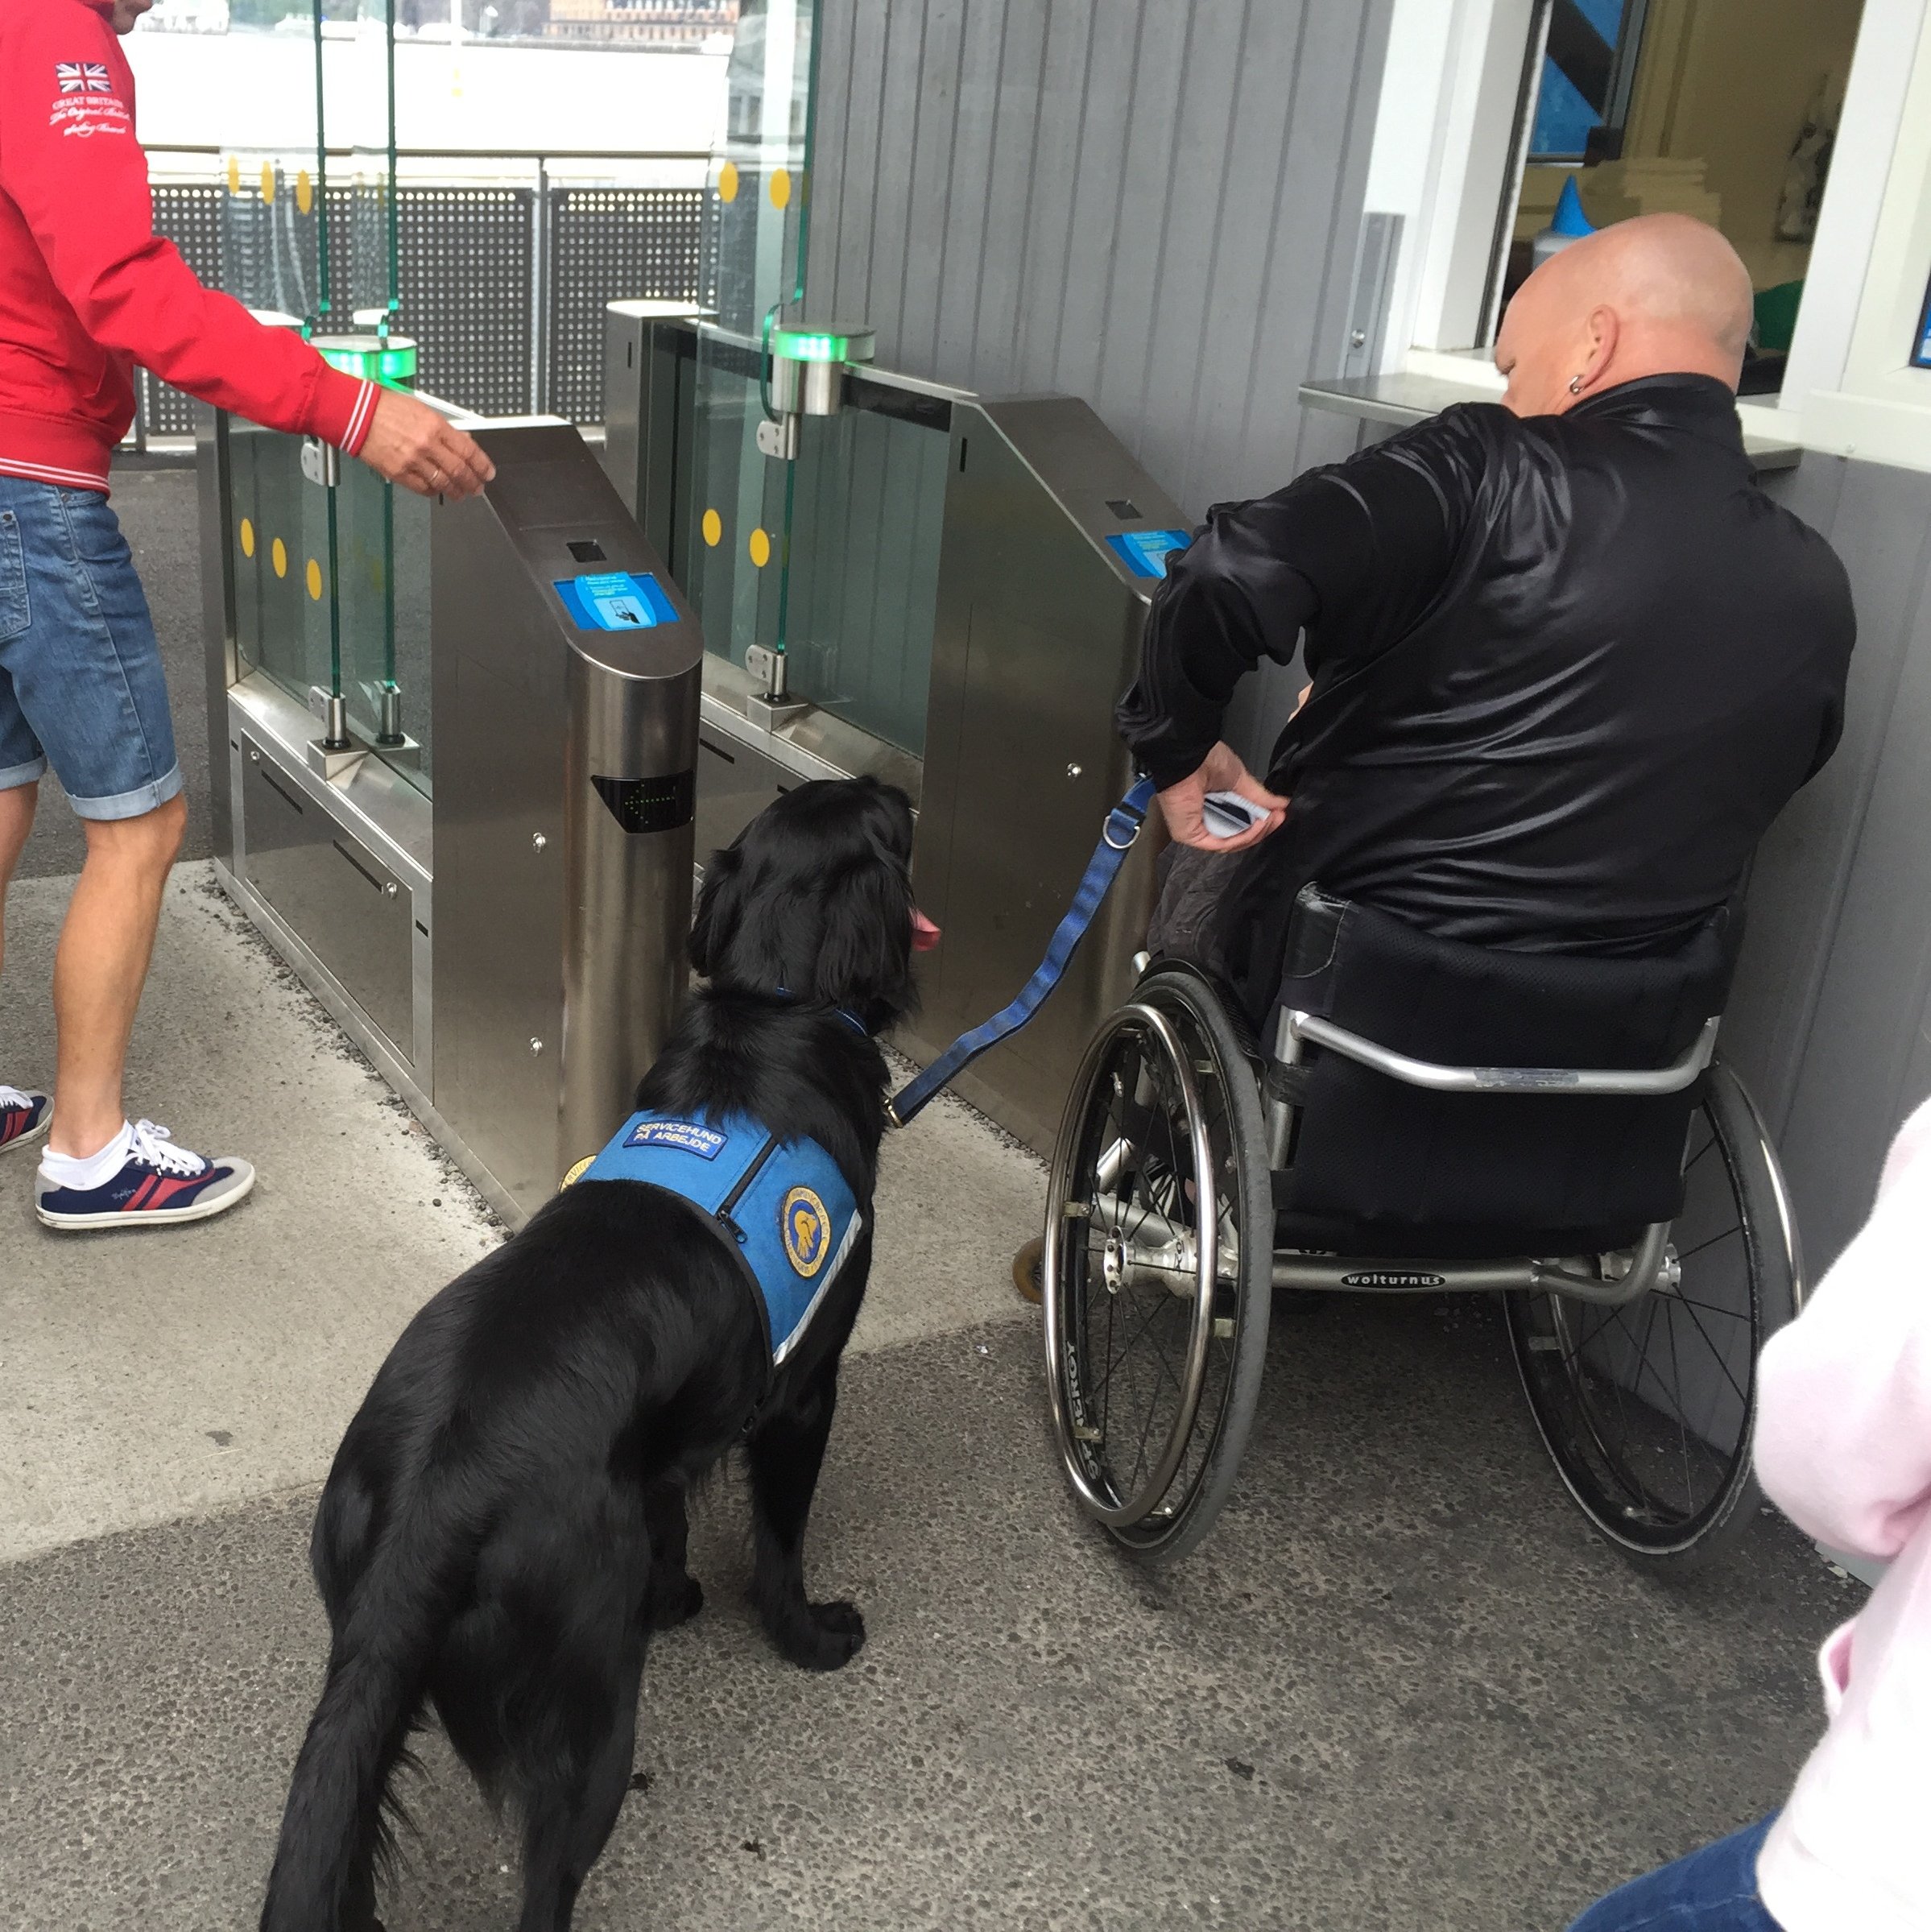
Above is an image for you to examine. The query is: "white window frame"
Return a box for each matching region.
[1365,0,1931,470]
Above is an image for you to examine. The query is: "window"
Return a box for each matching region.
[1528,0,1649,164]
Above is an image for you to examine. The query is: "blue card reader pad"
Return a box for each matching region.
[554,570,678,632]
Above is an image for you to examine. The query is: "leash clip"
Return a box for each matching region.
[1102,799,1147,851]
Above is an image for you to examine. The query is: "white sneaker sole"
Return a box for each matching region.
[36,1161,257,1231]
[2,1113,52,1156]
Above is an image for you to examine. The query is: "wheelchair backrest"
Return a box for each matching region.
[1268,888,1739,1248]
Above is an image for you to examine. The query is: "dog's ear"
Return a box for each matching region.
[688,844,745,978]
[810,839,916,1025]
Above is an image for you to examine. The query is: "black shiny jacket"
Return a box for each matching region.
[1117,375,1855,1008]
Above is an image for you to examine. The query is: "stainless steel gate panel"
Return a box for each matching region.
[238,731,418,1061]
[907,397,1178,1154]
[433,420,702,1216]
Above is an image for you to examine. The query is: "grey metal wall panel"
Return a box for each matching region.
[1720,454,1931,1275]
[811,0,1391,497]
[900,0,970,370]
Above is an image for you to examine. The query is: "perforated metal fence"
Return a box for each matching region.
[547,185,706,421]
[394,185,537,417]
[142,164,707,438]
[143,185,227,437]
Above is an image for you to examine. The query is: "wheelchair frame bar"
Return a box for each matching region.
[1270,1216,1673,1306]
[1277,1012,1721,1097]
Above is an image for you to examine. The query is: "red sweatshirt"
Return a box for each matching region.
[0,0,377,494]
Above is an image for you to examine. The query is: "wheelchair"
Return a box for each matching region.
[1038,885,1798,1570]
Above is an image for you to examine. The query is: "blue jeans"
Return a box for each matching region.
[1569,1815,1783,1931]
[0,474,181,820]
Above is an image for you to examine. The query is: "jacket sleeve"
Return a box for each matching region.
[0,6,378,453]
[1753,1097,1931,1564]
[1114,407,1489,790]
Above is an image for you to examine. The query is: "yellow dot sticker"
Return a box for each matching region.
[271,537,287,579]
[717,160,739,204]
[226,155,240,194]
[238,517,255,559]
[701,507,722,548]
[305,558,323,601]
[260,162,276,206]
[296,169,313,217]
[769,168,792,211]
[748,527,771,569]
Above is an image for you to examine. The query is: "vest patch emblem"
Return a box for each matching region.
[781,1186,832,1277]
[560,1155,595,1190]
[625,1118,728,1159]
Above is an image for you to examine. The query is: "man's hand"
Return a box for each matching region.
[1155,742,1288,852]
[356,389,496,500]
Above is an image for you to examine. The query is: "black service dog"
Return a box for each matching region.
[261,776,934,1932]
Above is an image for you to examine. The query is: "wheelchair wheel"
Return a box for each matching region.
[1506,1060,1799,1569]
[1042,966,1272,1562]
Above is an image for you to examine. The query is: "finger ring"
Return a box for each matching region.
[428,465,443,486]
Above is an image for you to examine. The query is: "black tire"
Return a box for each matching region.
[1041,965,1273,1562]
[1506,1059,1800,1570]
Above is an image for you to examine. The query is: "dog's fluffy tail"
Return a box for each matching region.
[258,1512,449,1932]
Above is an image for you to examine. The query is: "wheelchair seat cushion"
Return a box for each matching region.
[1267,887,1739,1246]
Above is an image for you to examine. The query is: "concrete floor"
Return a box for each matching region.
[0,466,1863,1930]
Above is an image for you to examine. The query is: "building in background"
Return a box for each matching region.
[545,0,736,43]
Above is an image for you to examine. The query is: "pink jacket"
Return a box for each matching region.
[1755,1097,1931,1932]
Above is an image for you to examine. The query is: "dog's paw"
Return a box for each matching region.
[647,1574,705,1631]
[774,1598,866,1671]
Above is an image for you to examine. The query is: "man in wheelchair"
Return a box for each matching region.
[1041,216,1857,1567]
[1114,210,1855,1251]
[1118,213,1851,1028]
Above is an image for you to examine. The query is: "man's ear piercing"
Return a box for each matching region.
[1568,374,1586,395]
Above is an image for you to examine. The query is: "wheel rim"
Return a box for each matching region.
[1043,996,1249,1537]
[1508,1090,1764,1553]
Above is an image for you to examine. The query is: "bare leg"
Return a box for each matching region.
[0,780,38,985]
[48,792,185,1156]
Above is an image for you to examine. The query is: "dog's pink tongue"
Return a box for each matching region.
[912,909,942,952]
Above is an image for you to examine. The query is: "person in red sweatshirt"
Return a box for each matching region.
[0,0,494,1229]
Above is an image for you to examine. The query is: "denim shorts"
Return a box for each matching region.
[0,474,182,821]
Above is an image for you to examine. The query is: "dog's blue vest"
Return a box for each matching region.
[570,1111,862,1367]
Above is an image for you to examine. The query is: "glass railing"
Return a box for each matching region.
[218,0,432,796]
[686,0,817,690]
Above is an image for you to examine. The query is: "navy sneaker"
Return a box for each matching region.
[35,1119,255,1231]
[1,1086,52,1156]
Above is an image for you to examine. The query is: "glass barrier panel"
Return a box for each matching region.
[228,419,333,705]
[784,398,946,758]
[333,456,433,796]
[687,0,817,677]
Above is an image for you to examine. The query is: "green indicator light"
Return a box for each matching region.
[314,334,419,388]
[771,328,850,364]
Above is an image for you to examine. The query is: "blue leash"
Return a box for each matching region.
[888,776,1158,1128]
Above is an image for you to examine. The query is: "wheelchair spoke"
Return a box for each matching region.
[1673,1221,1742,1265]
[1669,1289,1750,1410]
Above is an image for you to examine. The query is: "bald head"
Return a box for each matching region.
[1495,214,1755,418]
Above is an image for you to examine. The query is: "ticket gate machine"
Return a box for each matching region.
[202,412,701,1224]
[604,309,1186,1155]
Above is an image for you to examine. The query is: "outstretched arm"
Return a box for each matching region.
[1116,412,1483,850]
[0,4,490,499]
